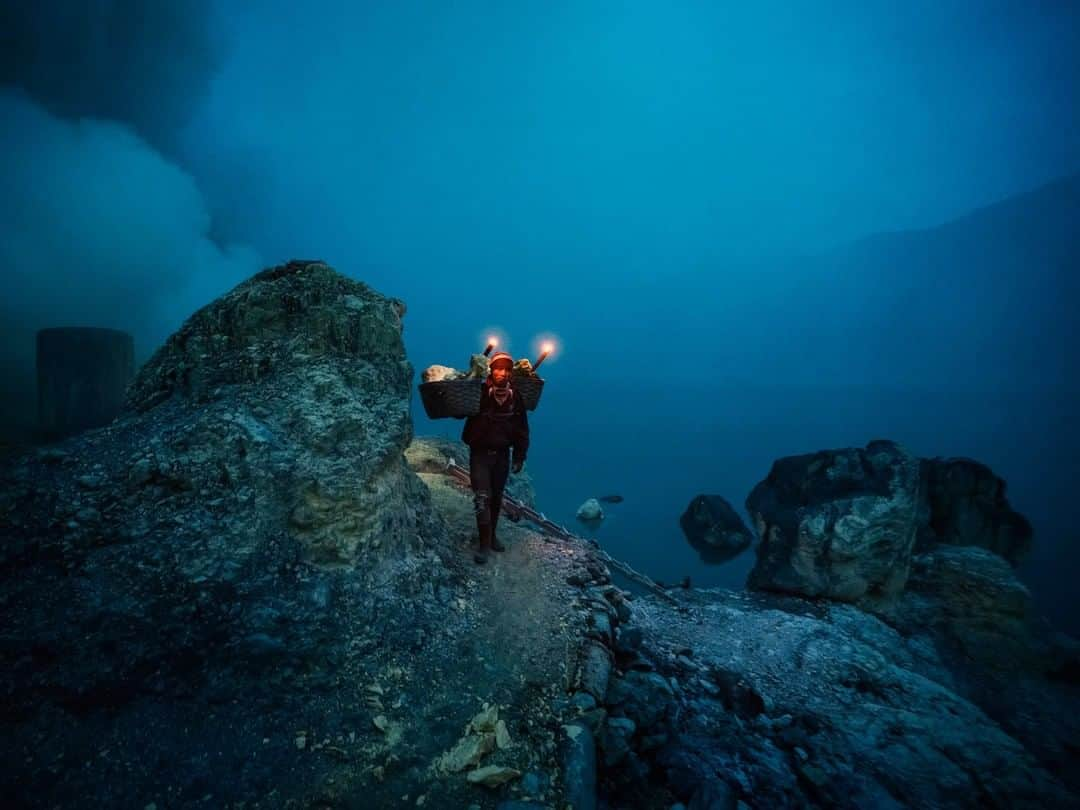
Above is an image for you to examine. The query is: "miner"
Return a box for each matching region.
[461,351,529,564]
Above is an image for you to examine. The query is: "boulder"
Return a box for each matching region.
[746,439,922,605]
[902,544,1031,634]
[126,259,408,412]
[0,260,461,807]
[919,456,1032,565]
[606,670,675,732]
[679,494,753,564]
[576,498,604,523]
[598,716,636,766]
[888,544,1080,775]
[561,723,598,810]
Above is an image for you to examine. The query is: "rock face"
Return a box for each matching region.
[891,544,1080,783]
[919,456,1033,564]
[621,586,1078,810]
[0,261,579,808]
[746,440,922,604]
[679,494,753,564]
[901,544,1032,645]
[127,259,407,410]
[125,260,426,566]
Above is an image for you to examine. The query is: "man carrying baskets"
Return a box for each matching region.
[461,351,529,564]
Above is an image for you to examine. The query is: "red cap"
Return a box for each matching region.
[489,351,513,368]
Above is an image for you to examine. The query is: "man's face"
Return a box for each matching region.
[491,364,511,384]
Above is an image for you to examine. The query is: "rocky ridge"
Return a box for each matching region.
[583,441,1078,809]
[1,261,1076,809]
[0,261,614,809]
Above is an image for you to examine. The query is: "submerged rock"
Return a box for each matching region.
[679,494,753,564]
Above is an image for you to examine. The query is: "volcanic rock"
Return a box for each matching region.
[576,498,604,523]
[919,456,1033,564]
[630,586,1078,809]
[679,494,753,564]
[746,439,922,605]
[466,764,521,787]
[0,260,595,809]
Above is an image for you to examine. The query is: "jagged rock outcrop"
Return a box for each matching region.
[745,441,1040,615]
[0,261,594,809]
[679,494,753,564]
[121,258,429,565]
[0,261,454,804]
[746,439,922,605]
[899,544,1033,652]
[127,259,408,411]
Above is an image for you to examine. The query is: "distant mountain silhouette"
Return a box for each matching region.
[676,172,1080,391]
[849,173,1076,389]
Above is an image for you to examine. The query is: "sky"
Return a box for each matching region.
[1,2,1078,624]
[3,1,1078,385]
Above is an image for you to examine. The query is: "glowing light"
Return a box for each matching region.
[533,339,557,371]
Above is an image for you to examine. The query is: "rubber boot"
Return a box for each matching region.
[474,521,491,565]
[490,495,506,552]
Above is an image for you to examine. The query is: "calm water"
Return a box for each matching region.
[414,381,1080,634]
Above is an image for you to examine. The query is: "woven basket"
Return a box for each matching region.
[418,378,483,419]
[513,376,544,411]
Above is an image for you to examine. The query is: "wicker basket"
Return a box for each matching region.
[418,378,483,419]
[513,376,544,411]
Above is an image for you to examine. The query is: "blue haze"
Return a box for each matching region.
[1,2,1077,629]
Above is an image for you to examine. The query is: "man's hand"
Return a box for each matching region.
[511,457,524,474]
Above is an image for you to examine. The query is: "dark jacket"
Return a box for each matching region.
[462,378,529,460]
